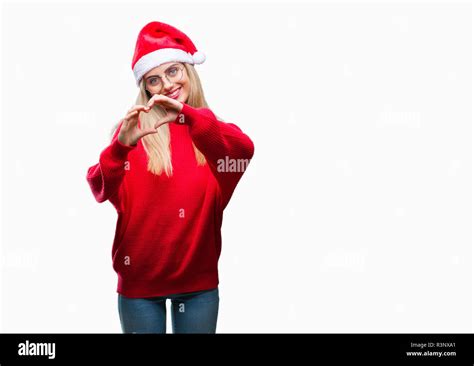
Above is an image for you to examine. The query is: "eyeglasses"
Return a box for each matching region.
[144,64,185,91]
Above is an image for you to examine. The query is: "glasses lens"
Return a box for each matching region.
[147,77,162,89]
[167,65,183,83]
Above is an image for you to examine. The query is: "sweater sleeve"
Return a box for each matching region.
[86,121,137,204]
[179,103,255,209]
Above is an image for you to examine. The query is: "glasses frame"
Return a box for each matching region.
[144,63,185,93]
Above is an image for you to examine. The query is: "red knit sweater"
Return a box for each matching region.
[86,103,254,298]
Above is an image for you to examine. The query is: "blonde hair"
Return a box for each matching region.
[111,63,209,176]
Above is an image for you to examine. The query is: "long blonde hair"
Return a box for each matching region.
[112,63,208,176]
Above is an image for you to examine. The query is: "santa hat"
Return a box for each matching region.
[131,21,206,86]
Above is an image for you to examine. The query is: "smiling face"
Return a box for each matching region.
[143,62,190,104]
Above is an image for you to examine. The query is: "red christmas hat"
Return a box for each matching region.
[131,21,206,86]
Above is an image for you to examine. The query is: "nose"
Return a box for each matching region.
[161,77,174,93]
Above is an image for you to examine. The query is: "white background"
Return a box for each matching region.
[0,0,472,333]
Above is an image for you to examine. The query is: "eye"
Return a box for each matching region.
[167,67,178,76]
[148,77,159,86]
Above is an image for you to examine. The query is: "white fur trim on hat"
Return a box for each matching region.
[133,48,197,86]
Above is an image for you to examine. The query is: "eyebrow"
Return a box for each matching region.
[145,63,181,80]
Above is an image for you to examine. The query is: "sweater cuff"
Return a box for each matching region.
[109,137,137,160]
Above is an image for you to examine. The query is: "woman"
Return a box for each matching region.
[86,21,255,334]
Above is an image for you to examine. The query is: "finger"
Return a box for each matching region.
[124,110,139,121]
[145,96,155,108]
[127,105,149,114]
[147,95,162,108]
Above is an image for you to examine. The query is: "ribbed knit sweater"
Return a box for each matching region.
[86,103,254,298]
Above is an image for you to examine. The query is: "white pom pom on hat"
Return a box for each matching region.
[192,50,206,65]
[131,21,206,86]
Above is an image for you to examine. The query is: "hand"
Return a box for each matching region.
[146,94,184,126]
[117,105,157,146]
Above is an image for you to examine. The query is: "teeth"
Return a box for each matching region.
[168,88,180,97]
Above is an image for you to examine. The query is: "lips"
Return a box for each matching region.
[166,87,181,99]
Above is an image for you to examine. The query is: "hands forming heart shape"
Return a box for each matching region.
[118,94,184,147]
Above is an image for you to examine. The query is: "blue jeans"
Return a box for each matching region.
[118,287,219,333]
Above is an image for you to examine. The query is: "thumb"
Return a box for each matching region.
[154,117,174,129]
[137,128,158,140]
